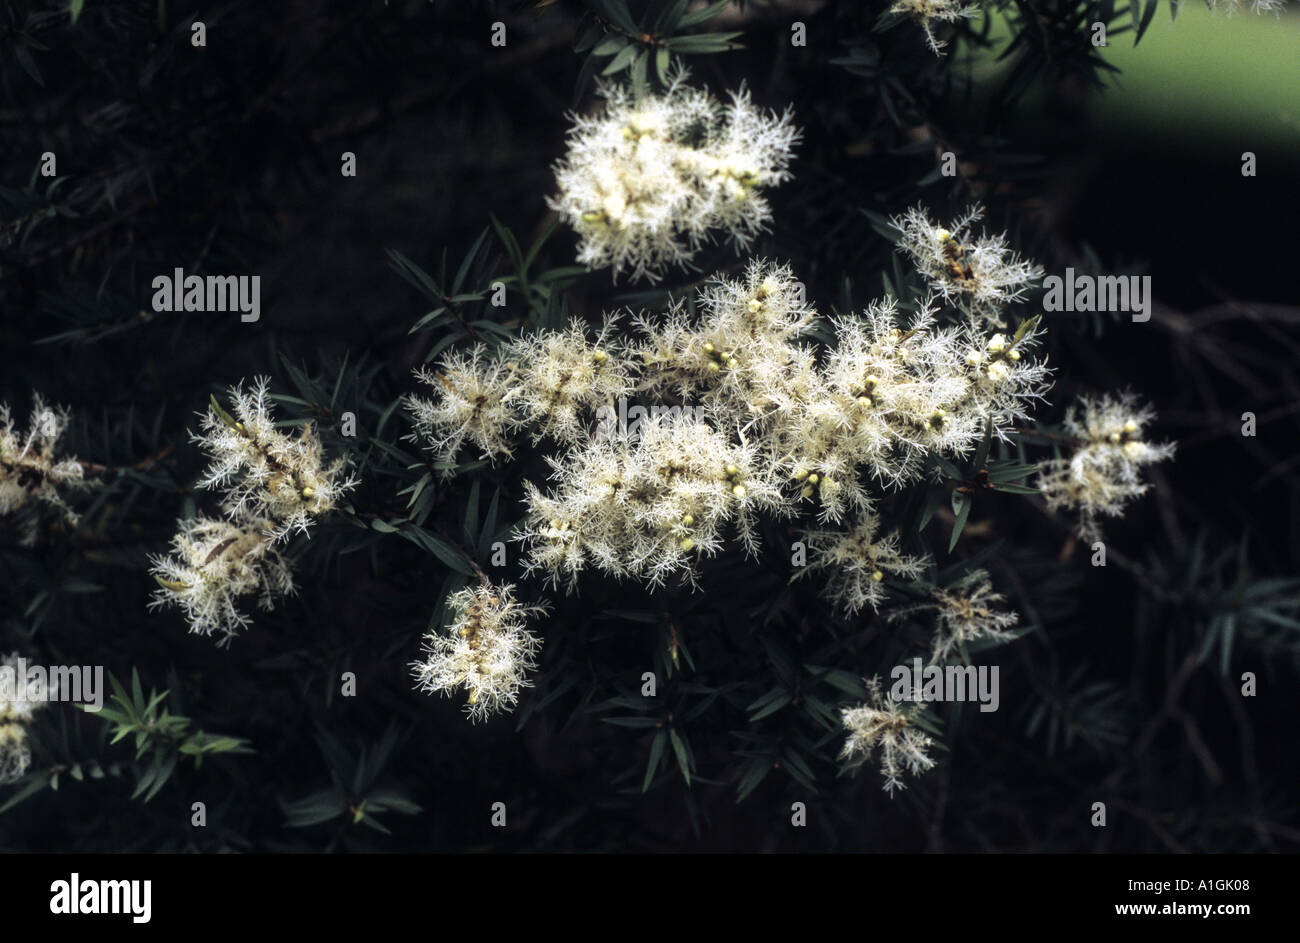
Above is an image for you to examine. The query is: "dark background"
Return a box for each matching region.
[0,0,1297,852]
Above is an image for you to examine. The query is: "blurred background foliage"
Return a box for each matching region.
[0,0,1297,852]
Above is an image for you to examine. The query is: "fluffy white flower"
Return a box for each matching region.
[889,0,980,54]
[196,378,357,542]
[1037,392,1175,540]
[411,583,546,722]
[520,413,782,591]
[839,676,937,795]
[0,652,54,784]
[408,348,520,472]
[148,514,295,644]
[0,393,88,543]
[798,511,930,614]
[893,204,1043,326]
[549,72,799,281]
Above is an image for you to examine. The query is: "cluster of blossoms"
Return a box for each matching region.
[889,0,980,55]
[0,394,88,545]
[886,568,1022,662]
[411,253,1050,606]
[893,204,1044,328]
[411,583,546,722]
[839,676,937,795]
[408,201,1171,786]
[1037,392,1176,541]
[407,319,630,471]
[0,653,53,784]
[549,72,799,282]
[797,512,929,615]
[150,378,356,644]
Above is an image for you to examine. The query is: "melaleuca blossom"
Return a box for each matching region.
[632,261,822,428]
[893,204,1043,327]
[505,318,632,444]
[411,583,546,722]
[519,414,782,590]
[888,568,1021,663]
[0,651,55,783]
[798,511,929,614]
[784,299,1050,516]
[408,347,519,471]
[412,258,1051,596]
[196,377,357,542]
[888,0,980,55]
[0,394,88,543]
[1037,392,1175,541]
[548,71,799,281]
[407,318,632,475]
[839,676,937,795]
[148,515,295,644]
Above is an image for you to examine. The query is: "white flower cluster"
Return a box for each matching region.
[549,72,799,282]
[0,652,54,783]
[0,393,88,544]
[407,319,630,473]
[195,377,357,542]
[798,511,928,614]
[148,516,296,644]
[893,204,1043,327]
[411,583,546,722]
[889,0,981,55]
[1037,392,1175,541]
[839,676,936,795]
[520,413,782,590]
[412,256,1050,600]
[150,379,356,643]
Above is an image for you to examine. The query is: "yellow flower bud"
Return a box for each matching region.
[807,473,819,485]
[682,514,694,526]
[725,463,738,476]
[679,537,695,552]
[732,484,746,497]
[872,570,884,582]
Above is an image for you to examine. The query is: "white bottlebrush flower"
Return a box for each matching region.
[0,651,54,784]
[893,204,1043,326]
[196,377,357,541]
[1037,392,1175,540]
[839,676,937,795]
[889,0,981,54]
[0,393,88,542]
[411,582,546,722]
[520,414,782,591]
[928,569,1021,662]
[508,318,633,445]
[0,721,32,784]
[798,510,930,614]
[148,514,296,644]
[408,347,520,473]
[549,71,799,282]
